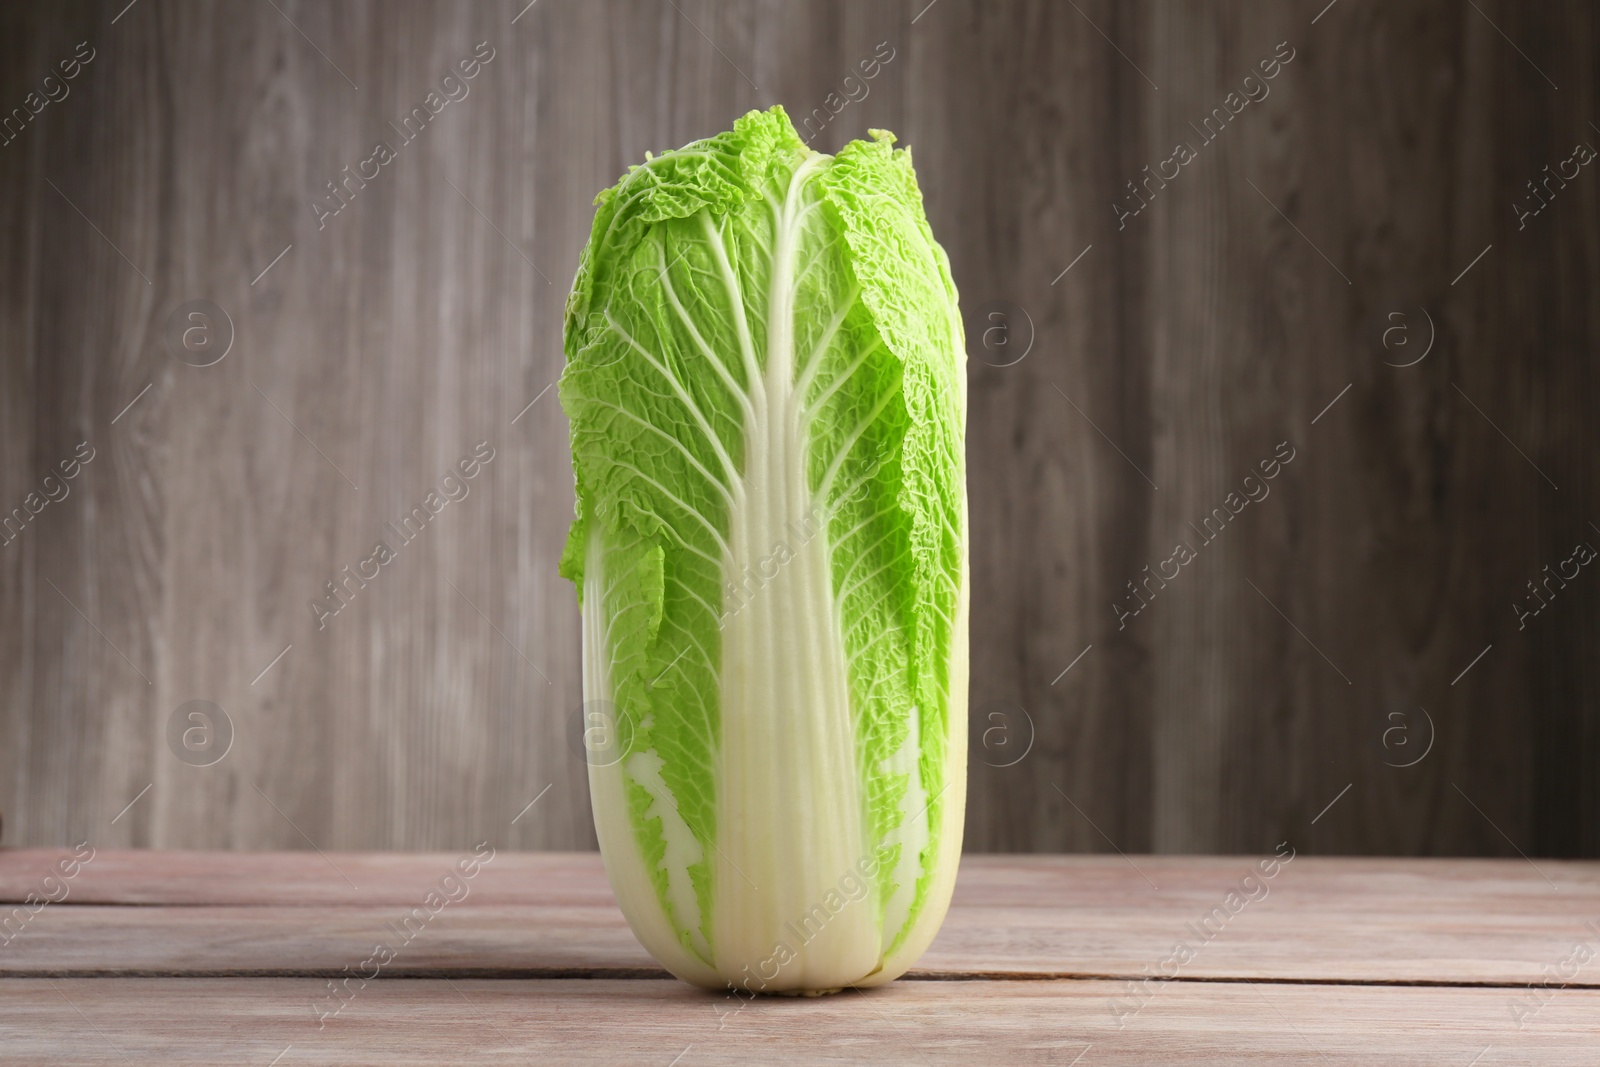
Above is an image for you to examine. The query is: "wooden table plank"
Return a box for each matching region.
[0,905,656,977]
[6,851,1597,1062]
[5,851,1598,986]
[0,848,615,906]
[3,977,1591,1066]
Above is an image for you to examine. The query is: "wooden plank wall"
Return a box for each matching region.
[0,0,1596,857]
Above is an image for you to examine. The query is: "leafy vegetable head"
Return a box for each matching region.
[560,105,967,993]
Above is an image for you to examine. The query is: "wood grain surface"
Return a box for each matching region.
[5,851,1600,1064]
[6,851,1600,987]
[1,1,1598,857]
[11,979,1600,1066]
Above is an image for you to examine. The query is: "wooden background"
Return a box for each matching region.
[1,0,1596,858]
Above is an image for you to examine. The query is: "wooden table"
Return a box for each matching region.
[3,849,1597,1064]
